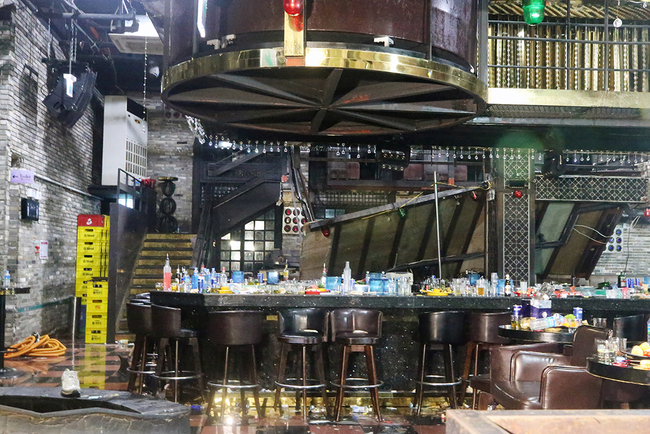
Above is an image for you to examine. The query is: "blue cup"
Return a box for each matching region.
[325,276,341,291]
[497,279,506,295]
[369,278,384,293]
[644,277,650,285]
[267,271,279,284]
[232,271,245,283]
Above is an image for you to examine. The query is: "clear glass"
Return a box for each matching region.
[595,339,607,362]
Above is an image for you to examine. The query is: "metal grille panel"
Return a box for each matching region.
[535,176,648,202]
[502,155,532,282]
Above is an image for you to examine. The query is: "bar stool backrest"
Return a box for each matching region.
[330,309,382,339]
[279,308,328,340]
[419,311,466,345]
[613,314,646,342]
[467,311,511,344]
[570,325,611,366]
[151,304,182,338]
[208,310,264,346]
[127,302,153,336]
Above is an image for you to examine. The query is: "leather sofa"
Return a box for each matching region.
[491,325,610,410]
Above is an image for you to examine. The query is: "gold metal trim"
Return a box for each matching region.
[162,46,487,101]
[283,13,305,58]
[487,88,650,109]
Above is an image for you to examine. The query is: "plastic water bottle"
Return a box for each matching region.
[3,270,9,288]
[342,261,352,294]
[191,267,199,291]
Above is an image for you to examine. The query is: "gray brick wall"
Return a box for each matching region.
[0,6,99,344]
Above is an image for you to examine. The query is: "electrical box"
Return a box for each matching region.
[101,96,148,185]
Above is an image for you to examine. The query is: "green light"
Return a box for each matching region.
[523,0,545,25]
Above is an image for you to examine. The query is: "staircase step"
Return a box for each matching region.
[146,233,195,240]
[143,241,192,249]
[132,277,161,285]
[137,259,192,267]
[138,250,193,257]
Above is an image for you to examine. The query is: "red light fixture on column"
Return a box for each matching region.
[513,190,523,199]
[321,227,331,237]
[283,0,303,16]
[644,208,650,218]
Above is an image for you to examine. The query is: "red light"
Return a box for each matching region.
[513,190,523,198]
[321,227,330,237]
[284,225,291,232]
[283,0,302,16]
[301,218,306,224]
[293,218,298,224]
[471,191,478,201]
[285,209,292,215]
[644,208,650,218]
[292,226,299,232]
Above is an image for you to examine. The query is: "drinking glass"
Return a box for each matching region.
[595,339,608,362]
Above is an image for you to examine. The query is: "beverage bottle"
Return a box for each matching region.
[220,267,228,287]
[192,267,199,291]
[365,270,370,285]
[342,261,352,294]
[197,270,204,293]
[163,255,172,291]
[3,270,9,288]
[647,318,650,343]
[183,269,191,292]
[283,264,290,281]
[321,264,328,287]
[210,268,217,291]
[504,274,512,297]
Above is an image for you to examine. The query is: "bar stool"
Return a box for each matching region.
[461,311,511,409]
[274,308,329,419]
[126,302,156,394]
[151,304,204,403]
[415,311,466,415]
[331,308,383,422]
[205,310,264,423]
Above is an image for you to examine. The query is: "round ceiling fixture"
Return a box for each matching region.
[162,45,486,140]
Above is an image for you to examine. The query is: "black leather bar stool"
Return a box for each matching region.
[126,302,156,394]
[331,308,383,422]
[415,311,466,415]
[461,311,511,409]
[205,310,264,423]
[151,304,204,403]
[274,308,329,419]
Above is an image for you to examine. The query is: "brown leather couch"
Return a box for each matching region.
[491,325,610,410]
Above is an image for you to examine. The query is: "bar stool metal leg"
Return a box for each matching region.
[365,346,382,421]
[221,346,230,423]
[416,343,427,417]
[275,343,289,415]
[315,344,329,415]
[250,345,262,418]
[301,345,308,420]
[334,345,350,421]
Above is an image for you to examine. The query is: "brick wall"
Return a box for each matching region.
[0,5,99,343]
[144,103,194,233]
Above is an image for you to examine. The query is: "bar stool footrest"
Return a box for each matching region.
[127,368,156,376]
[275,378,326,390]
[417,374,462,387]
[153,370,202,381]
[331,378,383,390]
[208,380,259,390]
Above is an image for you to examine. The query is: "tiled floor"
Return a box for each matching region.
[0,341,446,434]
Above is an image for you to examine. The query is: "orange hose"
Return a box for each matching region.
[5,335,66,358]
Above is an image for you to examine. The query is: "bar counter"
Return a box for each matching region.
[150,292,650,316]
[148,292,650,391]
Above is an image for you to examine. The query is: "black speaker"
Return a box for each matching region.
[43,68,97,128]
